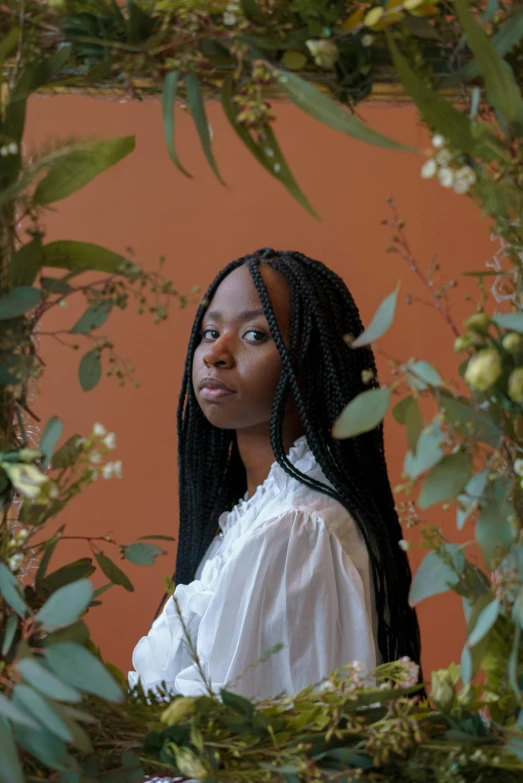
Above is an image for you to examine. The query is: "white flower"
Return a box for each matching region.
[93,422,107,437]
[89,451,102,464]
[361,34,374,47]
[103,432,116,450]
[350,660,365,673]
[399,539,410,551]
[88,466,99,481]
[112,460,122,478]
[453,165,476,195]
[223,11,236,25]
[16,528,29,541]
[432,134,445,149]
[515,458,523,476]
[49,485,59,499]
[9,553,24,572]
[0,146,8,156]
[435,148,452,167]
[7,142,18,155]
[438,167,454,188]
[102,463,114,479]
[421,159,437,179]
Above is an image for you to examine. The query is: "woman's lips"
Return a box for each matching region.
[200,386,236,400]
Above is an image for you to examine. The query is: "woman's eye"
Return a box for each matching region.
[201,328,219,340]
[244,329,268,343]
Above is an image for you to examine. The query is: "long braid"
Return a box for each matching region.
[166,248,422,673]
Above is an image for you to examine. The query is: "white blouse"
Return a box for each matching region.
[128,435,378,701]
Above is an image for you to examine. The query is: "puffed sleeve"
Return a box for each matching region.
[173,510,376,701]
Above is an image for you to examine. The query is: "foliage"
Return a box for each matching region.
[1,1,523,782]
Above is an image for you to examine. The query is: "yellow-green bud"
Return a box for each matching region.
[464,349,502,391]
[305,39,339,69]
[456,682,475,709]
[454,335,471,353]
[1,462,49,500]
[508,367,523,403]
[174,746,210,780]
[17,448,43,463]
[463,313,491,333]
[430,669,455,712]
[161,697,196,726]
[502,332,523,354]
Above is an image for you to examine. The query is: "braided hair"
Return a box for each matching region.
[171,248,421,668]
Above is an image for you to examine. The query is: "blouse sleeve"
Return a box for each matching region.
[173,509,376,701]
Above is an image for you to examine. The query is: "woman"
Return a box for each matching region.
[128,248,421,701]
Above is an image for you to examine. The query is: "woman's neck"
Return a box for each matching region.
[236,421,304,499]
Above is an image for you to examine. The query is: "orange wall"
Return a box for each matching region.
[29,93,489,679]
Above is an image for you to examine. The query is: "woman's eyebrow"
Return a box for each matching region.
[205,308,266,322]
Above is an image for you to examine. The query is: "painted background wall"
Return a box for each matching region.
[29,93,490,678]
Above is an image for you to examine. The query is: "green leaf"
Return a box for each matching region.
[44,643,123,702]
[403,420,443,479]
[41,276,73,295]
[437,393,500,447]
[276,71,413,152]
[185,73,223,184]
[79,350,102,392]
[94,551,134,591]
[17,658,81,703]
[13,685,73,742]
[162,72,192,177]
[332,387,391,439]
[43,621,90,649]
[241,0,267,24]
[220,689,255,717]
[42,240,127,274]
[138,534,176,541]
[51,434,84,470]
[410,545,464,605]
[51,703,93,754]
[0,563,27,618]
[36,579,94,632]
[127,0,155,44]
[476,478,513,566]
[0,286,41,319]
[418,452,473,509]
[405,397,423,454]
[454,0,523,128]
[406,360,442,390]
[13,723,76,773]
[493,312,523,333]
[282,51,307,69]
[0,717,24,783]
[351,286,399,348]
[386,32,486,158]
[33,136,135,206]
[0,360,18,385]
[123,542,166,565]
[392,396,412,424]
[221,75,318,218]
[2,614,18,656]
[41,559,96,594]
[467,600,500,648]
[457,471,488,530]
[71,301,112,333]
[40,416,63,471]
[9,236,43,287]
[0,693,41,730]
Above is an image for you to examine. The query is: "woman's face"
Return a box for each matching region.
[192,263,291,431]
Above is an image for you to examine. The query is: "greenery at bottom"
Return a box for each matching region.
[2,1,523,781]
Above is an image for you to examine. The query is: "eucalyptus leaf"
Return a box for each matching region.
[2,614,18,656]
[409,545,464,605]
[0,286,41,319]
[123,542,166,565]
[467,600,500,648]
[40,416,63,471]
[79,350,102,392]
[405,397,423,454]
[41,558,96,594]
[220,689,255,717]
[14,722,77,773]
[71,301,112,334]
[17,657,82,703]
[276,71,412,152]
[51,702,93,754]
[0,563,27,618]
[36,579,94,632]
[406,360,442,390]
[33,136,135,206]
[457,471,488,530]
[332,387,391,439]
[476,478,514,566]
[162,71,192,177]
[51,434,84,470]
[0,717,24,783]
[185,73,224,184]
[42,241,127,274]
[44,643,123,702]
[9,236,43,287]
[437,393,500,447]
[0,692,41,730]
[41,276,73,295]
[403,421,443,479]
[13,684,73,742]
[351,286,399,348]
[493,312,523,333]
[418,452,473,509]
[95,551,134,591]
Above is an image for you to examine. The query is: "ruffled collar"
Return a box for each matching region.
[217,434,318,535]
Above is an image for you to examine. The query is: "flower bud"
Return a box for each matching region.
[454,335,471,353]
[464,349,502,391]
[174,746,210,780]
[514,458,523,477]
[502,332,523,354]
[17,448,43,463]
[463,313,491,333]
[430,669,455,712]
[161,697,196,726]
[1,463,49,500]
[305,39,339,69]
[508,367,523,403]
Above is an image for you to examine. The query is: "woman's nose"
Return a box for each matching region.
[203,337,234,368]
